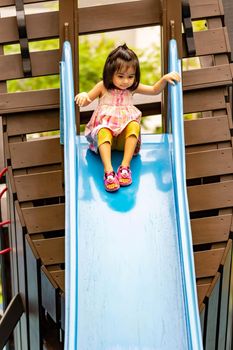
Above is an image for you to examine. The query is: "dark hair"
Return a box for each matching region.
[103,43,140,91]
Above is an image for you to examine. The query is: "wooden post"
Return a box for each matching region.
[161,0,182,132]
[59,0,80,133]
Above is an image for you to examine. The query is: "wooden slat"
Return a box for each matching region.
[0,50,59,81]
[190,0,223,20]
[78,0,161,35]
[199,303,206,334]
[34,237,64,265]
[0,1,161,44]
[25,235,41,349]
[0,294,24,350]
[22,203,65,233]
[6,110,59,136]
[0,0,48,5]
[9,137,61,169]
[188,181,233,212]
[182,64,233,91]
[41,266,59,323]
[14,170,64,202]
[217,240,232,349]
[191,214,231,245]
[184,116,231,146]
[183,87,226,114]
[186,148,233,179]
[197,282,211,305]
[50,270,65,292]
[204,273,221,350]
[0,89,59,114]
[194,248,225,278]
[0,12,59,44]
[182,28,230,58]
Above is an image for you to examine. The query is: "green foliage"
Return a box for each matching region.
[79,36,161,92]
[79,36,115,92]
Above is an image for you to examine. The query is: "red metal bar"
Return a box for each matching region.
[0,167,8,179]
[0,220,10,228]
[0,186,7,199]
[0,248,12,255]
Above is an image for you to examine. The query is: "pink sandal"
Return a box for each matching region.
[117,166,132,186]
[104,171,120,192]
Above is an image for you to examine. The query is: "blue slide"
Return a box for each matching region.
[60,40,203,350]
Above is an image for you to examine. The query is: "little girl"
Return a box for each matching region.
[75,44,180,192]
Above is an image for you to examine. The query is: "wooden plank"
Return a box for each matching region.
[33,237,64,265]
[0,12,59,44]
[184,116,231,146]
[197,282,211,305]
[79,0,161,34]
[25,235,42,350]
[0,0,48,5]
[191,214,231,245]
[182,28,231,58]
[217,240,232,349]
[0,50,59,81]
[188,181,233,212]
[186,148,233,179]
[50,270,64,292]
[22,204,65,233]
[190,0,223,20]
[199,303,206,337]
[0,294,24,350]
[41,266,59,323]
[9,137,61,169]
[194,248,225,278]
[183,87,226,114]
[182,64,233,91]
[0,1,161,44]
[204,273,221,350]
[0,89,59,114]
[6,110,59,136]
[225,239,233,349]
[14,170,64,202]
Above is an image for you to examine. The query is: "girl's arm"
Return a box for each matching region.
[75,81,105,107]
[135,71,180,95]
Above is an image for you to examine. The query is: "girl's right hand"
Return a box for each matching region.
[74,92,92,107]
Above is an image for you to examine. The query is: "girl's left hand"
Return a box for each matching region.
[163,72,181,85]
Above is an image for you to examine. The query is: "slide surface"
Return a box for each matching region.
[60,40,203,350]
[76,134,188,349]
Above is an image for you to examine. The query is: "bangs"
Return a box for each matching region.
[115,58,137,73]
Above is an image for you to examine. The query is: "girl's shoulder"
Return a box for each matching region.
[97,81,107,97]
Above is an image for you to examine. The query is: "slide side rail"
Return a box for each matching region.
[168,39,203,350]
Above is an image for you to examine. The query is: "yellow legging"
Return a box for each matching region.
[97,121,140,151]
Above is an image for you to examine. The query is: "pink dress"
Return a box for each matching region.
[85,89,142,153]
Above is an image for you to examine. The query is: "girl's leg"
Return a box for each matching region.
[99,141,113,173]
[98,128,113,172]
[121,135,138,167]
[98,128,119,191]
[121,121,140,167]
[117,121,140,186]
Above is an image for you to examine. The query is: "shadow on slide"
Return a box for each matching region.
[60,40,203,350]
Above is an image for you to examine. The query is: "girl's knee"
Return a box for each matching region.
[125,121,140,139]
[97,128,113,147]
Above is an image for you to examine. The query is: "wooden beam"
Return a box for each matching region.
[78,0,161,35]
[0,294,24,350]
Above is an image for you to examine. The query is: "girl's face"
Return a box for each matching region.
[112,65,136,90]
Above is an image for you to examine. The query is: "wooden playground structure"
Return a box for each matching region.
[0,0,233,349]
